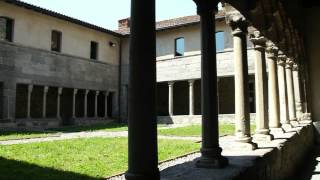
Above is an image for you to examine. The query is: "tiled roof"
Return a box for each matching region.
[116,10,226,35]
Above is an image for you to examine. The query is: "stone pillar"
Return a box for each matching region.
[84,90,89,118]
[266,43,283,133]
[189,80,195,116]
[250,31,273,141]
[285,59,298,124]
[72,89,78,119]
[42,86,49,118]
[168,82,174,116]
[105,91,109,119]
[125,0,159,178]
[227,12,256,150]
[95,91,99,118]
[57,87,63,119]
[292,63,303,120]
[27,84,33,119]
[277,52,291,128]
[193,0,228,168]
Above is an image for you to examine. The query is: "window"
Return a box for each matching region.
[0,17,14,42]
[175,37,184,56]
[215,31,224,52]
[90,41,98,60]
[51,30,62,52]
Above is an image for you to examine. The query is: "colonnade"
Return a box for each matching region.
[125,0,310,179]
[25,85,110,119]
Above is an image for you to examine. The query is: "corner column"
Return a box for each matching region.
[277,52,291,129]
[250,31,273,141]
[227,12,256,150]
[42,86,49,118]
[95,91,99,118]
[84,90,89,118]
[57,87,63,119]
[286,59,298,124]
[125,0,159,178]
[266,43,283,133]
[27,84,33,119]
[189,80,195,116]
[292,63,303,120]
[193,0,228,168]
[72,89,78,119]
[168,82,174,116]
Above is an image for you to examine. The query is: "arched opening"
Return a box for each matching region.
[174,37,185,56]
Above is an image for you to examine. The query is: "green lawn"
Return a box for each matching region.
[158,124,256,137]
[0,137,199,180]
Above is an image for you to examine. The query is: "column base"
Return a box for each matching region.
[253,133,274,142]
[290,119,299,126]
[196,155,229,169]
[230,141,258,151]
[255,129,270,135]
[235,134,252,143]
[282,123,293,131]
[270,127,285,134]
[125,169,160,180]
[299,120,312,124]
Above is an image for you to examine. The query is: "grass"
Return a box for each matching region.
[0,137,199,179]
[158,123,256,137]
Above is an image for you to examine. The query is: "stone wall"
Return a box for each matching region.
[0,41,120,127]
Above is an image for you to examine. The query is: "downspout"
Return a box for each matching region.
[118,38,122,123]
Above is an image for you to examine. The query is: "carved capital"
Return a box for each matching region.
[168,82,175,87]
[193,0,217,15]
[73,89,78,95]
[226,12,248,36]
[28,84,34,92]
[277,51,286,66]
[266,41,278,60]
[292,63,299,71]
[58,87,63,95]
[250,30,266,50]
[44,86,49,94]
[285,58,294,69]
[95,91,100,96]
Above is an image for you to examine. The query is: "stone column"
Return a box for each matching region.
[84,90,89,118]
[57,87,63,119]
[125,0,159,178]
[168,82,174,116]
[227,12,256,150]
[95,91,99,118]
[292,63,303,120]
[42,86,49,118]
[286,59,298,124]
[27,84,33,119]
[189,80,195,116]
[72,89,78,119]
[266,43,283,133]
[105,91,109,119]
[250,31,273,141]
[277,52,291,128]
[193,0,228,168]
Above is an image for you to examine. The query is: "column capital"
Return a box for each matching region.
[249,30,266,50]
[188,79,195,85]
[95,91,100,96]
[266,41,278,60]
[73,88,78,95]
[168,82,175,86]
[28,84,33,92]
[277,51,287,66]
[226,12,248,36]
[292,63,299,71]
[58,87,63,95]
[85,89,89,95]
[193,0,217,15]
[286,58,294,69]
[44,86,49,93]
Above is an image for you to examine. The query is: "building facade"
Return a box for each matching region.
[0,0,257,129]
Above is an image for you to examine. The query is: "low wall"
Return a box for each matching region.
[157,113,256,124]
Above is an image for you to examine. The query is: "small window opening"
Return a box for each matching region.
[51,30,62,52]
[0,17,14,42]
[175,37,184,56]
[90,41,98,60]
[215,31,225,52]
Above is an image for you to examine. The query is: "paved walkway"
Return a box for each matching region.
[0,129,201,145]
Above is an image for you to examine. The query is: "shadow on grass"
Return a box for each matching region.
[0,157,101,180]
[47,122,128,133]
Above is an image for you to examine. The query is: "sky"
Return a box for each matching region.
[21,0,197,31]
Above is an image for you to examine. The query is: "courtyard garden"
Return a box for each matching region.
[0,122,256,179]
